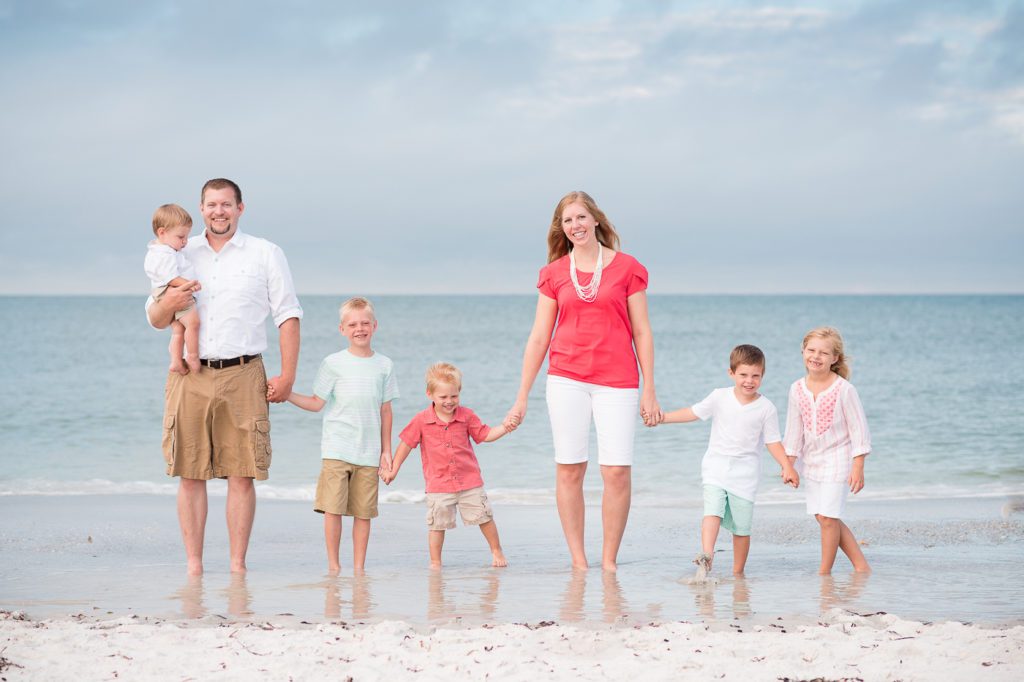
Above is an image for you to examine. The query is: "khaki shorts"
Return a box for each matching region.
[425,486,493,530]
[162,357,270,480]
[152,285,196,321]
[314,459,379,519]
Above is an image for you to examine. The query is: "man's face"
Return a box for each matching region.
[200,187,244,239]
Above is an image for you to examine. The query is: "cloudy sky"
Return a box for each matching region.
[1,0,1021,294]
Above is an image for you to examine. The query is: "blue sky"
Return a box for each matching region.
[1,0,1021,294]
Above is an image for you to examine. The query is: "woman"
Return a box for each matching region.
[506,191,661,571]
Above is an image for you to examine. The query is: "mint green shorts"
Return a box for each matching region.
[703,484,754,536]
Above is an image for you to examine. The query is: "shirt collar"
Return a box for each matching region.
[423,404,466,425]
[195,229,248,252]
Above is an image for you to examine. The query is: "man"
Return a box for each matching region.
[147,178,302,575]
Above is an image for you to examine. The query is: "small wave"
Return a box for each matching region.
[1,478,1022,506]
[0,479,180,496]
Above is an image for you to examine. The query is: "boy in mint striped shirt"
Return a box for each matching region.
[277,297,399,574]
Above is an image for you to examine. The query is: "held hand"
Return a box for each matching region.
[504,399,526,431]
[640,392,663,427]
[378,467,393,484]
[782,466,800,489]
[379,451,393,474]
[266,375,293,404]
[848,470,865,494]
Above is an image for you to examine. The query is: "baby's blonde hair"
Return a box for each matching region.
[803,326,851,380]
[339,296,376,323]
[425,362,462,393]
[152,204,192,236]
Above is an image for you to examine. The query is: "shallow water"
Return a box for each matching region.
[2,495,1021,626]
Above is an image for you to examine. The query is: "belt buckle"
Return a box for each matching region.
[211,358,225,369]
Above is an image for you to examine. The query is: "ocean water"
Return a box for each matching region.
[1,294,1022,505]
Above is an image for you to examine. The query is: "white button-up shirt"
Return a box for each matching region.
[147,230,302,360]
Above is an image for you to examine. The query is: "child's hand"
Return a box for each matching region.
[503,412,521,432]
[848,470,865,494]
[782,465,800,489]
[379,451,393,473]
[378,467,393,485]
[266,384,276,400]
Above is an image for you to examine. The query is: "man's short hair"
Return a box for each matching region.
[730,344,766,372]
[201,178,242,204]
[339,296,376,323]
[152,204,193,235]
[425,362,462,393]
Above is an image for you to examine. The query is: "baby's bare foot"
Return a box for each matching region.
[491,550,508,568]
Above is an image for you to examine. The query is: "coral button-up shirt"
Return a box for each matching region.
[399,405,490,493]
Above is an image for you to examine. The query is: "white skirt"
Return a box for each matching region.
[804,478,849,518]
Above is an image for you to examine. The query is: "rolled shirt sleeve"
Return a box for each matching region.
[266,243,303,328]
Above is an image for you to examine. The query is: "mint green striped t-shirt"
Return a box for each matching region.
[312,350,400,466]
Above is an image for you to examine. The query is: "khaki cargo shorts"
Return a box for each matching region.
[314,459,379,519]
[162,357,270,480]
[425,486,493,530]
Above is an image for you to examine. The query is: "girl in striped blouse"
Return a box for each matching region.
[783,327,872,575]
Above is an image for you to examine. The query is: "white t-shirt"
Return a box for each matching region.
[692,387,782,501]
[313,349,400,467]
[144,241,197,289]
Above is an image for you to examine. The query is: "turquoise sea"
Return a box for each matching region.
[1,295,1022,504]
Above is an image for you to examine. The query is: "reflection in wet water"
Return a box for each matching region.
[323,574,375,621]
[819,572,869,613]
[173,575,206,619]
[224,574,252,619]
[427,570,502,622]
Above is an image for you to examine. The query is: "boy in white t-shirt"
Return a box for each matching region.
[275,297,399,574]
[662,345,799,579]
[144,204,201,374]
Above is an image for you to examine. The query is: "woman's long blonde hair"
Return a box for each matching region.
[802,326,851,379]
[546,191,621,263]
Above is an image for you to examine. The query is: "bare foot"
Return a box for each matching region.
[602,561,618,572]
[854,564,872,573]
[491,550,508,567]
[230,562,247,575]
[327,564,341,576]
[186,353,201,374]
[430,561,442,570]
[170,357,189,375]
[187,560,203,576]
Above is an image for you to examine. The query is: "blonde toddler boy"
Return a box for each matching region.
[384,362,512,569]
[144,204,201,374]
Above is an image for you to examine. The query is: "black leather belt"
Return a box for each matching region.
[200,354,261,369]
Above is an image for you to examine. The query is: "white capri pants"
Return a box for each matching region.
[545,375,640,466]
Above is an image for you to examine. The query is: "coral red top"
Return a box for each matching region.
[537,252,648,389]
[399,405,490,493]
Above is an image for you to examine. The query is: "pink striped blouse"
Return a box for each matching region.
[783,376,871,483]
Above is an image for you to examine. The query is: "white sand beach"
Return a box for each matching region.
[3,608,1023,681]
